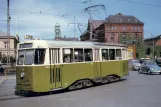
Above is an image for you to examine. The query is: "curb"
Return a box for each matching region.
[0,78,7,85]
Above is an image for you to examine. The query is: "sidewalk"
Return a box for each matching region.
[0,75,16,85]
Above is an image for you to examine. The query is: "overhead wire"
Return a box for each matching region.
[118,0,161,8]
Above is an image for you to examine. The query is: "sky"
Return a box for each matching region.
[0,0,161,42]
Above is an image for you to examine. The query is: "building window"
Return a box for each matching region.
[108,26,111,30]
[122,34,127,41]
[4,42,8,48]
[135,27,137,30]
[123,26,126,30]
[138,27,140,31]
[114,27,116,30]
[111,33,115,40]
[111,26,116,30]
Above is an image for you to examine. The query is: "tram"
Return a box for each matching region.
[15,40,129,95]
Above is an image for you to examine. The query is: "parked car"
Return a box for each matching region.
[155,57,161,67]
[138,60,161,75]
[128,59,141,71]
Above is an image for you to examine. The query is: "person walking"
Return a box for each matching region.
[0,65,4,75]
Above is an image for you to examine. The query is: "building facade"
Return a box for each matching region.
[144,35,161,58]
[0,31,19,63]
[80,13,144,44]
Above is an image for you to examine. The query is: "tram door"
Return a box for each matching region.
[93,49,101,78]
[49,48,62,89]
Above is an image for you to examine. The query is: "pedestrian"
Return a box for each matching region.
[0,65,4,75]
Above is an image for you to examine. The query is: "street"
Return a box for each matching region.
[0,71,161,107]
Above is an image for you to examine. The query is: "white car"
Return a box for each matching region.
[128,59,141,71]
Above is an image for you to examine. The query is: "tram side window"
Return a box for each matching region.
[34,49,46,64]
[116,49,122,60]
[84,49,93,61]
[109,49,115,60]
[63,48,73,63]
[74,49,83,62]
[102,49,109,60]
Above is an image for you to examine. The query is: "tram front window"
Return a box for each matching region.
[34,49,46,64]
[25,49,34,65]
[17,50,25,65]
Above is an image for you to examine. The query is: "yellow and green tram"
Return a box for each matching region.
[15,40,129,95]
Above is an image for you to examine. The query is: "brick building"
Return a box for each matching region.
[80,13,144,44]
[144,35,161,58]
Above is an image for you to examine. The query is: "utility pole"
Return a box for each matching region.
[68,16,78,39]
[7,0,11,65]
[152,34,155,60]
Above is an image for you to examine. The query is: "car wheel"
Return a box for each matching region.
[132,66,135,71]
[148,70,151,75]
[138,68,142,74]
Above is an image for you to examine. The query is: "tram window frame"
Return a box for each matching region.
[34,49,46,65]
[25,49,34,65]
[17,50,25,65]
[74,48,84,62]
[84,48,93,62]
[122,49,126,60]
[109,49,115,60]
[63,48,73,63]
[116,49,122,60]
[102,49,109,60]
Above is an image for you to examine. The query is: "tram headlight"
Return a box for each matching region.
[21,72,25,78]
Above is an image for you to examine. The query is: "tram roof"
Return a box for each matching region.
[19,40,127,48]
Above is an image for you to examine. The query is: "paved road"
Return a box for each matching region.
[1,71,161,107]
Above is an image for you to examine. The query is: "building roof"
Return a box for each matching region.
[144,35,161,41]
[0,31,17,39]
[89,20,105,29]
[105,13,144,24]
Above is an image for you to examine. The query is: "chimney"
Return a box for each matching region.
[116,13,123,15]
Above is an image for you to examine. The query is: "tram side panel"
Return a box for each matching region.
[16,66,34,92]
[32,66,51,92]
[101,61,123,78]
[61,63,95,89]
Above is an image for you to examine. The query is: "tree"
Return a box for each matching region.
[146,48,151,56]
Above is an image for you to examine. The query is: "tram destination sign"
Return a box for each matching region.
[19,43,33,48]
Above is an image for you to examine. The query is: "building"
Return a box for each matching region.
[0,31,19,62]
[80,13,144,44]
[144,35,161,58]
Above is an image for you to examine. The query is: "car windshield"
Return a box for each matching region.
[133,60,140,63]
[147,61,157,65]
